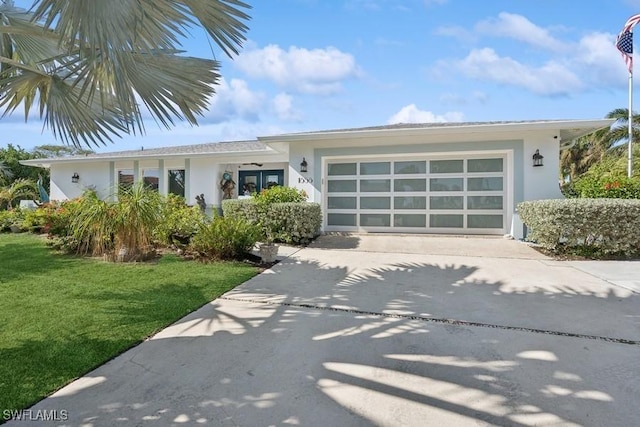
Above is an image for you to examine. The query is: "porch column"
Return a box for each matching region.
[133,161,140,183]
[184,158,191,204]
[158,160,166,195]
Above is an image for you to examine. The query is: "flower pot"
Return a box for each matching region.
[259,243,279,263]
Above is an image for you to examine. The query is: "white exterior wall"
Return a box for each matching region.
[188,158,220,208]
[287,144,318,202]
[522,132,564,201]
[50,161,112,201]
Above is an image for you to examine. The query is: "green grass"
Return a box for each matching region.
[0,234,258,413]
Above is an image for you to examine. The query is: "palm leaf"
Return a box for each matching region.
[0,0,250,147]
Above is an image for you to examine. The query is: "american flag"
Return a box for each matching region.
[617,14,640,73]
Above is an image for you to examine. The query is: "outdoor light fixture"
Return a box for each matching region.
[71,172,80,183]
[300,157,308,173]
[533,149,544,167]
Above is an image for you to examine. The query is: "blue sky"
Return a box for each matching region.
[3,0,640,153]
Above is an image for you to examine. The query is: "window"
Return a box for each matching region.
[142,169,159,191]
[118,169,134,191]
[168,169,185,197]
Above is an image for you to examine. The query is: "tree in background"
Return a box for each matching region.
[0,0,250,147]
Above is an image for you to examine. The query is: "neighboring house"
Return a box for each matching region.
[21,119,612,239]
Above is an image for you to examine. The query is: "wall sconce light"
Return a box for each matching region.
[532,149,544,167]
[71,172,80,183]
[300,157,308,173]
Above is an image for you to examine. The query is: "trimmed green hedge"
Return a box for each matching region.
[222,199,321,244]
[518,198,640,257]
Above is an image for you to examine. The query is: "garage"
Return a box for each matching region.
[324,154,509,234]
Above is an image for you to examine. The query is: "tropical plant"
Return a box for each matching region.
[0,178,37,209]
[0,144,47,188]
[189,215,260,261]
[0,160,12,185]
[0,0,250,147]
[152,194,205,247]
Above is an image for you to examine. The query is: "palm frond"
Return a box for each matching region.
[0,0,250,147]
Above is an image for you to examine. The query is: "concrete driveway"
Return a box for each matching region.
[10,235,640,427]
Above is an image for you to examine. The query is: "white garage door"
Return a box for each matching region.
[324,155,508,234]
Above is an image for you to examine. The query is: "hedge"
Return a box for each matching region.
[222,199,321,244]
[518,198,640,257]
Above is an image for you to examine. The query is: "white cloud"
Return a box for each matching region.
[234,44,360,95]
[388,104,464,124]
[434,25,476,43]
[574,32,629,84]
[454,48,583,96]
[273,93,303,121]
[475,12,568,52]
[206,78,265,122]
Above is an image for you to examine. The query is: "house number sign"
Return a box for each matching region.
[298,177,313,184]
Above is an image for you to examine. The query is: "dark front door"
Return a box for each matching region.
[239,170,284,196]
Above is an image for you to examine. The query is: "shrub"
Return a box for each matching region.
[0,209,23,232]
[21,207,50,233]
[153,194,205,246]
[189,216,260,260]
[222,199,321,244]
[518,198,640,257]
[572,175,640,199]
[253,186,307,204]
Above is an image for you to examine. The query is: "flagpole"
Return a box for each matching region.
[628,69,633,178]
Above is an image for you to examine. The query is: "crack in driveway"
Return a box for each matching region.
[219,295,640,346]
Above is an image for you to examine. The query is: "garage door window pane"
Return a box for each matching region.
[328,180,357,193]
[395,161,426,174]
[467,196,503,210]
[394,178,426,192]
[468,158,503,173]
[360,179,391,192]
[328,197,357,209]
[468,177,503,191]
[430,178,463,191]
[394,214,426,227]
[328,163,357,176]
[360,162,390,175]
[328,213,356,226]
[360,214,391,227]
[430,160,463,173]
[468,214,503,228]
[394,196,427,209]
[430,196,464,210]
[430,214,464,228]
[360,197,390,209]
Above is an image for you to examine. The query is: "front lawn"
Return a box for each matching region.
[0,234,258,413]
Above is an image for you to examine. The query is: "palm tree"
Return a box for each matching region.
[0,0,250,147]
[0,177,37,209]
[601,108,640,150]
[560,108,640,182]
[0,160,12,185]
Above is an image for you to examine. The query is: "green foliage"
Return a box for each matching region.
[572,175,640,199]
[189,215,260,261]
[0,209,24,231]
[518,199,640,257]
[153,194,205,246]
[253,186,307,204]
[0,144,48,191]
[222,198,322,244]
[0,178,38,209]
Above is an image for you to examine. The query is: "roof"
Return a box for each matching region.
[21,140,274,166]
[22,119,614,167]
[259,119,615,146]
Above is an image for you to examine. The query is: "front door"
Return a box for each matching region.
[239,170,284,196]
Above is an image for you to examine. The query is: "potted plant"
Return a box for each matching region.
[258,221,279,263]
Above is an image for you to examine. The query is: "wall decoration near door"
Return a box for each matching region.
[220,171,236,200]
[239,170,284,196]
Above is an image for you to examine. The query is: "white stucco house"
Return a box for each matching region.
[22,119,612,239]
